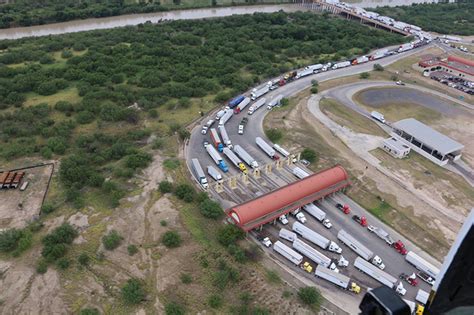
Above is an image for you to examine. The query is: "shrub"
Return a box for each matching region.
[227,244,246,263]
[311,79,319,87]
[0,228,24,252]
[80,308,100,315]
[265,128,283,143]
[162,231,181,248]
[310,86,318,94]
[78,253,90,266]
[121,279,146,305]
[36,259,48,274]
[216,225,245,247]
[359,72,370,79]
[152,137,163,149]
[195,192,209,203]
[178,128,190,140]
[199,199,223,219]
[163,158,180,170]
[300,148,317,163]
[41,224,77,262]
[61,50,73,58]
[180,273,192,284]
[174,183,195,202]
[102,230,123,250]
[208,294,223,308]
[280,98,289,107]
[160,220,167,227]
[298,287,322,306]
[57,257,70,270]
[125,152,152,169]
[373,63,384,71]
[165,302,185,315]
[127,245,138,256]
[159,180,173,194]
[41,203,55,214]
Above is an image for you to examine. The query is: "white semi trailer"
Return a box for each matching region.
[267,94,283,110]
[234,97,251,114]
[219,109,233,126]
[279,228,297,242]
[218,125,232,148]
[354,257,398,289]
[292,238,332,268]
[292,222,341,253]
[233,145,259,169]
[303,203,332,229]
[251,84,270,101]
[191,158,208,189]
[207,165,223,183]
[256,137,278,160]
[248,98,266,115]
[292,166,309,179]
[337,230,385,269]
[273,241,303,266]
[315,265,360,293]
[296,68,313,79]
[332,61,351,70]
[405,251,440,280]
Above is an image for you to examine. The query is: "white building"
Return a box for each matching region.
[381,137,410,159]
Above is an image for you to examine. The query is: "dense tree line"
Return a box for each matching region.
[0,0,288,29]
[0,12,404,207]
[373,2,474,36]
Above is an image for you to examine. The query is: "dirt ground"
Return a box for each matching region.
[0,164,53,230]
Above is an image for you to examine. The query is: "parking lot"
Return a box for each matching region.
[429,71,474,95]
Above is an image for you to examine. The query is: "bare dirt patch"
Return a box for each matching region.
[0,163,53,229]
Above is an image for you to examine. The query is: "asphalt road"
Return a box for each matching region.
[185,42,441,305]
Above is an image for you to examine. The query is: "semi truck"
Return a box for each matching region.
[251,84,270,100]
[370,49,388,60]
[370,111,385,123]
[305,64,323,73]
[292,222,342,253]
[279,228,297,242]
[303,203,332,229]
[370,226,394,245]
[273,241,313,273]
[315,265,361,294]
[209,128,224,152]
[256,137,279,160]
[292,238,332,268]
[405,251,440,280]
[351,56,369,65]
[354,257,398,289]
[228,95,244,109]
[233,145,259,169]
[267,94,283,110]
[290,207,307,224]
[191,159,208,189]
[337,230,385,269]
[218,125,232,148]
[292,166,309,179]
[215,109,226,121]
[332,61,351,70]
[223,147,248,174]
[398,43,414,53]
[296,68,313,79]
[273,143,296,162]
[234,97,251,114]
[247,98,266,115]
[205,144,228,172]
[219,109,233,126]
[207,165,223,183]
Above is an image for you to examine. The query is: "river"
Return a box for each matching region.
[0,1,444,40]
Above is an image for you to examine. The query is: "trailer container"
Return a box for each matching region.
[19,181,29,191]
[415,289,429,305]
[191,159,208,189]
[0,172,8,188]
[273,241,303,266]
[273,144,290,158]
[218,125,232,148]
[302,204,332,229]
[223,147,248,174]
[292,222,341,253]
[215,110,226,121]
[405,251,440,279]
[337,230,385,269]
[398,43,414,53]
[351,56,369,65]
[219,109,233,126]
[354,257,397,288]
[296,68,313,79]
[292,166,309,179]
[370,111,385,123]
[209,128,224,152]
[11,172,25,188]
[205,143,228,172]
[370,49,388,60]
[207,166,223,182]
[315,265,360,293]
[248,98,266,115]
[306,64,323,73]
[228,95,245,109]
[293,238,331,268]
[251,85,270,101]
[267,94,283,110]
[234,97,251,114]
[233,145,258,169]
[332,61,351,70]
[4,172,16,188]
[279,228,297,242]
[256,137,279,160]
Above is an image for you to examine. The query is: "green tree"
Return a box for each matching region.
[121,279,146,305]
[174,183,195,202]
[159,180,173,194]
[199,199,223,219]
[359,72,370,79]
[298,287,322,306]
[102,230,123,250]
[56,257,70,269]
[78,252,90,266]
[36,259,48,274]
[216,225,245,246]
[300,148,318,163]
[127,245,138,256]
[373,63,384,71]
[162,231,181,248]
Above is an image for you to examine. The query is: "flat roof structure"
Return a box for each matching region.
[393,119,463,156]
[226,165,351,231]
[392,118,464,166]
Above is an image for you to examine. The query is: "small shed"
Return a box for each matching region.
[381,137,410,159]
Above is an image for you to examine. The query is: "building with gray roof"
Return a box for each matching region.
[391,118,464,166]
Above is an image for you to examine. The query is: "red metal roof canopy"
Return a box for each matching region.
[226,165,350,231]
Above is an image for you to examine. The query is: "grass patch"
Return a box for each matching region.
[265,269,282,285]
[24,87,81,107]
[319,98,386,137]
